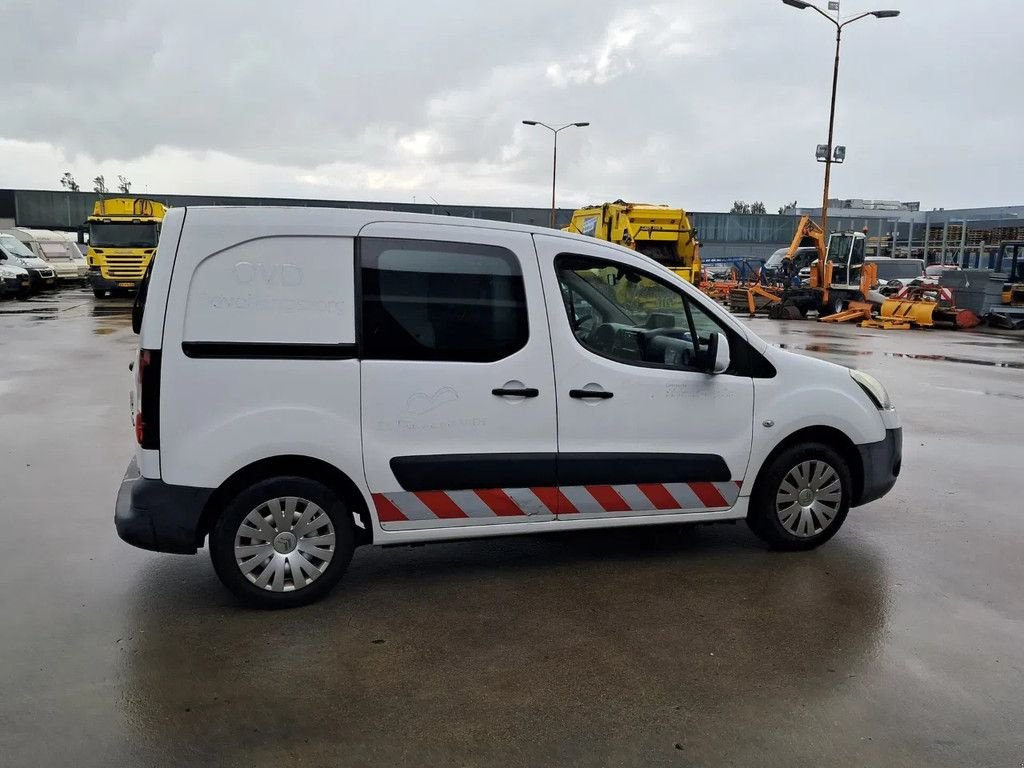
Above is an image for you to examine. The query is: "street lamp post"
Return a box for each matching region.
[522,120,590,228]
[781,1,899,238]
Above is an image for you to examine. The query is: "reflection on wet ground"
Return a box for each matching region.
[1,295,1022,767]
[779,342,1024,369]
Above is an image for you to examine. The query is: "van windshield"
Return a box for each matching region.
[0,234,35,258]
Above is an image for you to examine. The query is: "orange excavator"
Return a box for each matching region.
[728,216,878,319]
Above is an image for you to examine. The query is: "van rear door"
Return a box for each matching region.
[357,222,559,529]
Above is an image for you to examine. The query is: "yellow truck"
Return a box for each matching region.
[565,201,702,283]
[86,198,167,297]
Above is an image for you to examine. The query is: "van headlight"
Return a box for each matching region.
[850,369,891,409]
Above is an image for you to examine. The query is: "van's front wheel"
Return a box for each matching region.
[747,443,851,550]
[209,476,354,608]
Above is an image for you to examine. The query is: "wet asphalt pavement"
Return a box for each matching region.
[1,287,1022,767]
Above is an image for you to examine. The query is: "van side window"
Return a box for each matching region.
[555,254,729,371]
[360,238,528,362]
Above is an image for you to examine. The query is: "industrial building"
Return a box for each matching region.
[2,188,1022,266]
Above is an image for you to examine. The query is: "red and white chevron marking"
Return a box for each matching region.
[372,481,743,522]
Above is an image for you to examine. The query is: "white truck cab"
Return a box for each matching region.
[115,207,902,608]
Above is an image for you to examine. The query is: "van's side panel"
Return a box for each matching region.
[158,209,365,495]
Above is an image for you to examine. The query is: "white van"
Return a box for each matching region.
[1,228,87,282]
[115,207,902,608]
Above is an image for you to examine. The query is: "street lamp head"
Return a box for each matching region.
[871,9,900,18]
[781,0,812,8]
[522,120,539,126]
[573,122,590,127]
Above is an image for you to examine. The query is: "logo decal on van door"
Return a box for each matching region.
[406,387,458,415]
[233,261,302,286]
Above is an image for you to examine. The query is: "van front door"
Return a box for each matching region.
[533,234,754,519]
[358,223,559,530]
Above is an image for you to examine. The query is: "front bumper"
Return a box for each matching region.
[89,271,139,292]
[114,458,214,554]
[854,427,902,507]
[2,274,30,295]
[28,271,58,291]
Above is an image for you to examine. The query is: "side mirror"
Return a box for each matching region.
[704,332,731,374]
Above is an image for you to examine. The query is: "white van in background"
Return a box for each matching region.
[1,228,87,282]
[115,207,902,608]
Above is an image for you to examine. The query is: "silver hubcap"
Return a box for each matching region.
[776,460,842,538]
[234,497,335,592]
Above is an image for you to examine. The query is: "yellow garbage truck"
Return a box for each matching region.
[86,198,167,297]
[565,201,702,283]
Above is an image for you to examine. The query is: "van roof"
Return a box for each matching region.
[178,205,616,245]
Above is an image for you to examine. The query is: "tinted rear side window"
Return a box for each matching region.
[360,238,528,362]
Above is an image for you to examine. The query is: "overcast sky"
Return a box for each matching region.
[0,0,1020,212]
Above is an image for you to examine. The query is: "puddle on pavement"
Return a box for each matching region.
[778,343,1024,370]
[0,306,59,316]
[932,384,1024,401]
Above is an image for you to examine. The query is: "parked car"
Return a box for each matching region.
[869,258,926,296]
[0,259,32,299]
[0,233,57,292]
[0,228,85,283]
[115,207,903,608]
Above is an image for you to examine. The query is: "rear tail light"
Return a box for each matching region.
[135,348,162,449]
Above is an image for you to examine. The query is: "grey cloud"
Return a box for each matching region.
[1,0,1022,210]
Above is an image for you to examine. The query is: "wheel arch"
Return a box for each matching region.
[751,425,864,506]
[196,455,373,548]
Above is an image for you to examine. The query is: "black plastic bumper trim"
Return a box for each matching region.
[854,427,902,507]
[114,458,213,554]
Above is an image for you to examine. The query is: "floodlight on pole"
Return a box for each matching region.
[779,0,900,236]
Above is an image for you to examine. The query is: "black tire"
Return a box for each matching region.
[747,443,851,551]
[209,476,355,609]
[93,288,106,298]
[818,295,845,317]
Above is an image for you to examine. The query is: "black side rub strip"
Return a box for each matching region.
[390,452,730,491]
[182,342,358,360]
[392,453,558,491]
[558,452,730,485]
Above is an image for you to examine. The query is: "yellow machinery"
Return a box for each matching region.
[728,217,878,319]
[995,241,1024,305]
[862,285,979,330]
[86,198,167,298]
[565,201,702,283]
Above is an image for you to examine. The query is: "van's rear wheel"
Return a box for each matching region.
[209,476,354,608]
[747,443,851,550]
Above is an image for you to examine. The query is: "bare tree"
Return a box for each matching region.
[93,175,108,193]
[117,175,132,194]
[749,201,767,215]
[59,172,80,192]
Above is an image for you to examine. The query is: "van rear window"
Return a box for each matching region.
[360,238,528,363]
